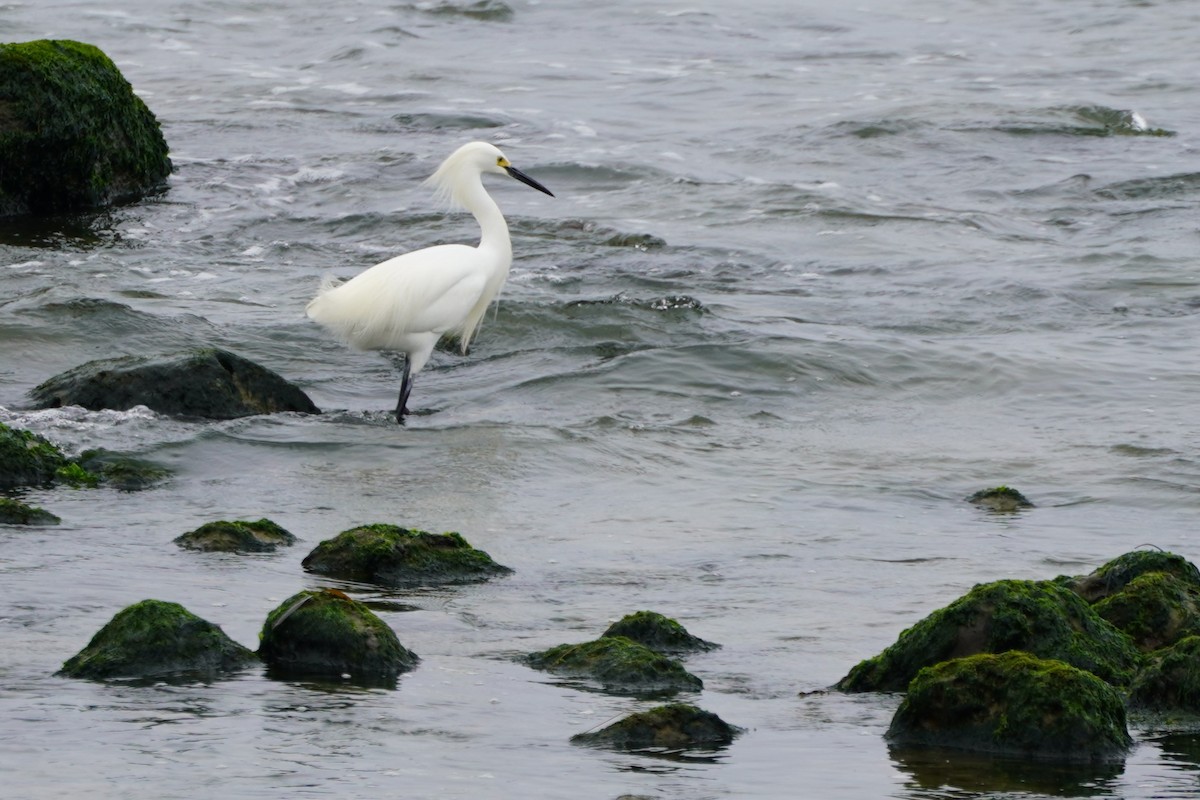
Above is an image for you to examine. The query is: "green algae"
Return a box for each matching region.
[1093,572,1200,652]
[58,599,256,680]
[175,518,296,553]
[601,610,719,654]
[571,702,739,751]
[301,523,511,587]
[1063,549,1200,604]
[1129,636,1200,713]
[0,421,68,489]
[836,579,1141,692]
[0,497,60,525]
[887,651,1131,763]
[527,635,702,695]
[966,486,1033,512]
[258,589,417,683]
[0,39,171,216]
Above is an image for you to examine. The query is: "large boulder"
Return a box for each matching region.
[258,589,417,683]
[836,579,1141,692]
[601,610,719,655]
[30,348,320,419]
[58,599,256,680]
[175,518,296,553]
[887,651,1132,763]
[302,524,511,588]
[571,703,739,752]
[1062,550,1200,604]
[526,636,703,695]
[0,39,171,216]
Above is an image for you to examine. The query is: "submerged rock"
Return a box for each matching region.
[1129,636,1200,712]
[58,599,256,680]
[887,651,1132,763]
[966,486,1033,512]
[75,449,170,491]
[601,611,719,655]
[0,497,60,525]
[301,524,511,587]
[571,703,739,751]
[175,518,296,553]
[836,579,1140,692]
[0,422,68,489]
[526,636,703,695]
[30,348,320,420]
[0,40,171,216]
[258,589,418,683]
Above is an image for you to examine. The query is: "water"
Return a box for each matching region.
[2,1,1200,797]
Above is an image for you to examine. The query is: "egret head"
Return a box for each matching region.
[425,141,553,208]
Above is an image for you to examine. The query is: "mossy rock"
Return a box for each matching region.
[887,651,1131,763]
[571,703,739,751]
[526,636,703,695]
[966,486,1033,512]
[0,39,171,216]
[601,611,719,654]
[0,497,60,525]
[175,518,297,553]
[76,449,170,491]
[58,599,257,680]
[1063,550,1200,604]
[1129,636,1200,712]
[301,524,512,588]
[29,348,320,420]
[258,589,418,683]
[1092,572,1200,652]
[0,422,68,489]
[836,579,1141,692]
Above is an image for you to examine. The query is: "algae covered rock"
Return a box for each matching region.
[601,610,719,654]
[0,40,171,216]
[1092,572,1200,652]
[966,486,1033,512]
[571,703,739,752]
[258,589,417,683]
[301,524,511,587]
[58,599,256,680]
[836,579,1140,692]
[0,422,68,489]
[0,497,60,525]
[1129,636,1200,712]
[175,518,296,553]
[75,449,170,492]
[527,636,703,695]
[1063,549,1200,604]
[30,348,320,420]
[887,651,1132,763]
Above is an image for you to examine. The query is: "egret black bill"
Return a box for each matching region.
[505,165,554,197]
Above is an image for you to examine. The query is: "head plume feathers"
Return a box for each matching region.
[422,141,500,210]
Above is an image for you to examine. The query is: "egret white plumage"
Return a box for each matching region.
[305,141,554,422]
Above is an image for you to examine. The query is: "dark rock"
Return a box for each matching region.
[887,651,1132,763]
[258,589,417,683]
[571,703,739,751]
[29,348,320,419]
[58,599,256,680]
[966,486,1033,512]
[175,518,296,553]
[0,422,68,489]
[1093,572,1200,652]
[601,610,719,654]
[301,524,511,588]
[0,40,171,216]
[836,579,1141,692]
[76,449,170,491]
[1063,549,1200,604]
[526,636,703,695]
[1129,636,1200,712]
[0,497,60,525]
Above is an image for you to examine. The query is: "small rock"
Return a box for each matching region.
[571,703,739,751]
[0,497,61,525]
[966,486,1033,512]
[58,599,256,680]
[0,422,68,489]
[601,611,719,654]
[527,636,702,695]
[175,518,297,553]
[301,524,511,587]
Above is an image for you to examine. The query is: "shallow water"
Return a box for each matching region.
[3,1,1200,798]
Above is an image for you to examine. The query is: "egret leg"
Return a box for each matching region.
[395,359,414,424]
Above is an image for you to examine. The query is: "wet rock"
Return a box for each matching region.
[1093,572,1200,652]
[258,589,418,683]
[836,579,1140,692]
[29,348,320,420]
[966,486,1033,512]
[0,422,68,489]
[175,518,296,553]
[526,636,703,695]
[0,40,171,217]
[0,497,60,525]
[1129,636,1200,712]
[1062,549,1200,604]
[76,449,170,491]
[58,599,256,680]
[571,703,738,751]
[601,610,719,655]
[887,651,1132,763]
[301,524,511,587]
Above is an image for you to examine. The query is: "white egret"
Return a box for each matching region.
[306,141,554,422]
